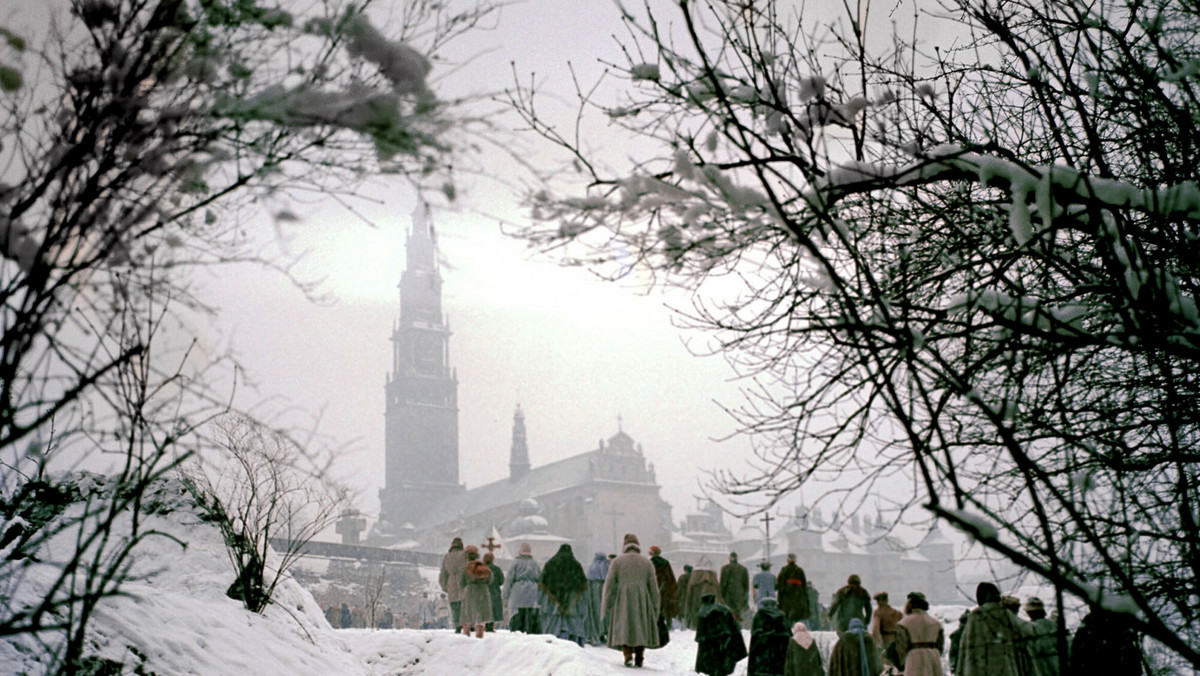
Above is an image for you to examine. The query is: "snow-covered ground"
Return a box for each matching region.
[1,485,967,675]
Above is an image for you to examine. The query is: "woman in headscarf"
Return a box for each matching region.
[784,621,826,676]
[584,551,610,645]
[539,543,589,646]
[504,541,541,634]
[828,618,883,676]
[459,545,492,639]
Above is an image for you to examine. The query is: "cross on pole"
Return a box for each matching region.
[605,505,624,554]
[761,512,775,562]
[480,536,502,555]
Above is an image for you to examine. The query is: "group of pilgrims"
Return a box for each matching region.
[438,537,1144,675]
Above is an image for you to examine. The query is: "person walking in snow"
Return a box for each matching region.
[749,597,791,676]
[603,533,661,668]
[417,592,437,629]
[676,564,693,627]
[829,574,872,634]
[753,560,777,609]
[869,591,903,666]
[483,551,504,632]
[695,592,748,676]
[438,537,469,628]
[784,621,825,676]
[460,545,492,639]
[685,556,721,629]
[893,591,945,676]
[1068,608,1142,676]
[539,543,589,646]
[777,553,810,625]
[829,618,883,676]
[504,542,541,634]
[584,551,610,645]
[957,582,1036,676]
[648,545,677,647]
[720,551,751,625]
[1023,597,1061,676]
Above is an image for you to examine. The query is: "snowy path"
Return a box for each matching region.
[338,627,841,676]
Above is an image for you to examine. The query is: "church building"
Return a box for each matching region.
[372,207,674,559]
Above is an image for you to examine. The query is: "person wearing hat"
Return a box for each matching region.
[438,537,468,628]
[648,545,678,647]
[719,552,751,625]
[753,560,777,609]
[829,574,872,634]
[776,553,810,625]
[870,591,903,665]
[504,541,542,634]
[1023,597,1060,676]
[603,533,661,667]
[956,582,1036,676]
[676,564,694,627]
[894,591,945,676]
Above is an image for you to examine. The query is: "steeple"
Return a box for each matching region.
[378,204,462,532]
[509,404,530,481]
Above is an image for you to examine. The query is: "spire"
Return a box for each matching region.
[509,404,531,481]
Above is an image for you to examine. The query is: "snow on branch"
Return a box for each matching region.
[805,148,1200,230]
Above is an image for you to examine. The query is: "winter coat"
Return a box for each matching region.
[486,562,505,624]
[651,555,679,620]
[504,555,542,612]
[603,545,661,649]
[438,542,469,603]
[540,544,588,640]
[777,562,810,623]
[785,639,826,676]
[870,603,903,653]
[956,602,1036,676]
[584,553,609,645]
[685,568,720,629]
[1027,617,1061,676]
[1067,609,1142,676]
[695,596,748,676]
[460,560,493,626]
[828,620,883,676]
[676,570,692,620]
[720,560,751,614]
[749,598,791,676]
[829,582,872,633]
[753,570,777,607]
[894,608,945,676]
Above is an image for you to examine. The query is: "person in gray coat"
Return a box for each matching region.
[603,533,661,668]
[504,541,542,634]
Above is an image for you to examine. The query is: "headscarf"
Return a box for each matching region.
[791,620,814,649]
[541,543,587,606]
[846,618,871,676]
[587,552,610,581]
[518,541,532,557]
[449,536,463,551]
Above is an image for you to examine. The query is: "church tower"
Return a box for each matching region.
[509,404,530,481]
[378,205,462,530]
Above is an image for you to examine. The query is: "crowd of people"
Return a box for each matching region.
[429,537,1144,675]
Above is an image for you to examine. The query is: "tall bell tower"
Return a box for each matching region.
[378,204,462,529]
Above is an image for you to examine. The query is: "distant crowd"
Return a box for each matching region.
[339,536,1144,676]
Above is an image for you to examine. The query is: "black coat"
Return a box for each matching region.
[696,598,748,676]
[749,599,791,676]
